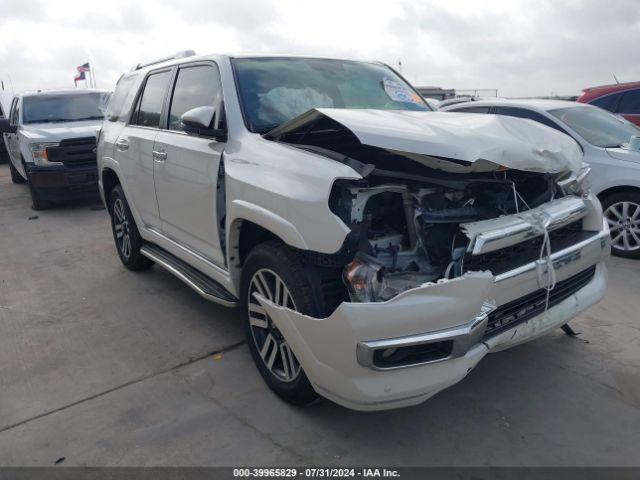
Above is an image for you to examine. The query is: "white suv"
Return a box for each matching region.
[97,52,609,411]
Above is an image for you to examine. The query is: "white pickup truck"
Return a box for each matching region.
[97,52,609,411]
[0,89,109,209]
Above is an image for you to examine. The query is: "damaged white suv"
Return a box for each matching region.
[98,53,610,411]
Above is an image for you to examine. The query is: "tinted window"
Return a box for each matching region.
[590,93,620,112]
[493,106,565,133]
[452,106,491,113]
[232,57,428,133]
[618,89,640,114]
[168,65,222,131]
[107,74,137,122]
[549,106,640,147]
[134,71,171,128]
[22,93,108,124]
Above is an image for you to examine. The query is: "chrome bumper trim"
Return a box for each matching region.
[356,302,496,370]
[462,196,588,255]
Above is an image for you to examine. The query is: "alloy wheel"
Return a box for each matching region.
[605,201,640,252]
[247,268,301,382]
[113,198,132,259]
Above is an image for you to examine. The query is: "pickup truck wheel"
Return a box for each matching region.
[9,160,26,184]
[109,186,153,270]
[602,191,640,259]
[241,241,319,406]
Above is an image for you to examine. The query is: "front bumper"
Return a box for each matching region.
[27,164,99,202]
[258,196,610,411]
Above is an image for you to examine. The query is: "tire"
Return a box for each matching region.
[601,191,640,259]
[109,185,154,270]
[9,160,26,184]
[23,164,51,210]
[240,241,321,406]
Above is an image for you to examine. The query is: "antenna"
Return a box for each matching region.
[613,73,620,84]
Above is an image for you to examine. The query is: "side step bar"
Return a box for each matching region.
[140,244,238,307]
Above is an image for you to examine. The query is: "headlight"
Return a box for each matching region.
[557,164,591,196]
[343,253,388,302]
[29,142,61,166]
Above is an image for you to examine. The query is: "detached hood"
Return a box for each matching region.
[21,120,102,143]
[267,108,583,174]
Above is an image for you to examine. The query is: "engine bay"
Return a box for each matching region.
[329,169,563,302]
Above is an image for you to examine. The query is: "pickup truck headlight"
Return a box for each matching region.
[29,142,61,166]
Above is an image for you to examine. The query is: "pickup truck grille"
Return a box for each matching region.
[46,137,97,167]
[483,265,596,340]
[463,220,589,276]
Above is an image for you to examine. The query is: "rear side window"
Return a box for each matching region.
[168,64,222,131]
[452,106,491,113]
[106,74,137,122]
[590,92,620,112]
[618,89,640,114]
[493,106,566,134]
[133,71,172,128]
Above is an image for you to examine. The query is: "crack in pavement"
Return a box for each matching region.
[0,340,247,435]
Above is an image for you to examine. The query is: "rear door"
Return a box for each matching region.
[616,89,640,127]
[152,62,226,266]
[115,69,172,230]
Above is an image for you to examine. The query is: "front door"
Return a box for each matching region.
[152,63,226,266]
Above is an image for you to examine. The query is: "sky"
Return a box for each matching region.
[0,0,638,98]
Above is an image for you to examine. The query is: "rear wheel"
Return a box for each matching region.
[241,241,320,406]
[602,191,640,259]
[9,160,26,184]
[109,185,153,270]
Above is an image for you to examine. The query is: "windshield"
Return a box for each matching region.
[549,106,640,148]
[23,92,108,124]
[232,57,429,133]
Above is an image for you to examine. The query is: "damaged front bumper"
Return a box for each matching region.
[258,195,611,411]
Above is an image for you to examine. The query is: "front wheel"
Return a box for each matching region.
[9,160,26,184]
[240,241,320,406]
[602,191,640,259]
[109,185,153,270]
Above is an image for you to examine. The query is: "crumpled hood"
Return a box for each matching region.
[268,108,583,174]
[21,120,102,143]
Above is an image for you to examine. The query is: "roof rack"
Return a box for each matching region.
[132,50,196,71]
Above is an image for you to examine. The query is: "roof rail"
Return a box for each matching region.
[132,50,196,71]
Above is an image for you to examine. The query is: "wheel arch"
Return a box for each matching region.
[101,167,121,213]
[597,185,640,203]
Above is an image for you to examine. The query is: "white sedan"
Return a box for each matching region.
[442,99,640,259]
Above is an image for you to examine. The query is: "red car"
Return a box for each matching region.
[577,81,640,126]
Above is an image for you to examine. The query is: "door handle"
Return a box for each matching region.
[152,150,167,162]
[115,139,129,151]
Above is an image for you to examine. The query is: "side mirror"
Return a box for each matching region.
[0,118,17,134]
[181,106,226,141]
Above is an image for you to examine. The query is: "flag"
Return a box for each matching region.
[74,62,90,86]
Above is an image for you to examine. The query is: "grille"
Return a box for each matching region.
[46,137,97,167]
[463,220,590,276]
[483,265,596,340]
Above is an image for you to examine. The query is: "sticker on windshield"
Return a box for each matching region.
[382,78,423,105]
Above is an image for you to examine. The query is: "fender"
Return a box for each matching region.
[227,199,309,250]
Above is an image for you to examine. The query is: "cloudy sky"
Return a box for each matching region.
[0,0,638,97]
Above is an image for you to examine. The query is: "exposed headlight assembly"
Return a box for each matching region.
[29,142,61,166]
[557,164,591,196]
[343,253,388,302]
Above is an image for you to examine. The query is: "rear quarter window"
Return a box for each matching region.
[589,92,621,112]
[106,74,138,122]
[618,89,640,114]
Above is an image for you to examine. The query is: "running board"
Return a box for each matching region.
[140,244,238,307]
